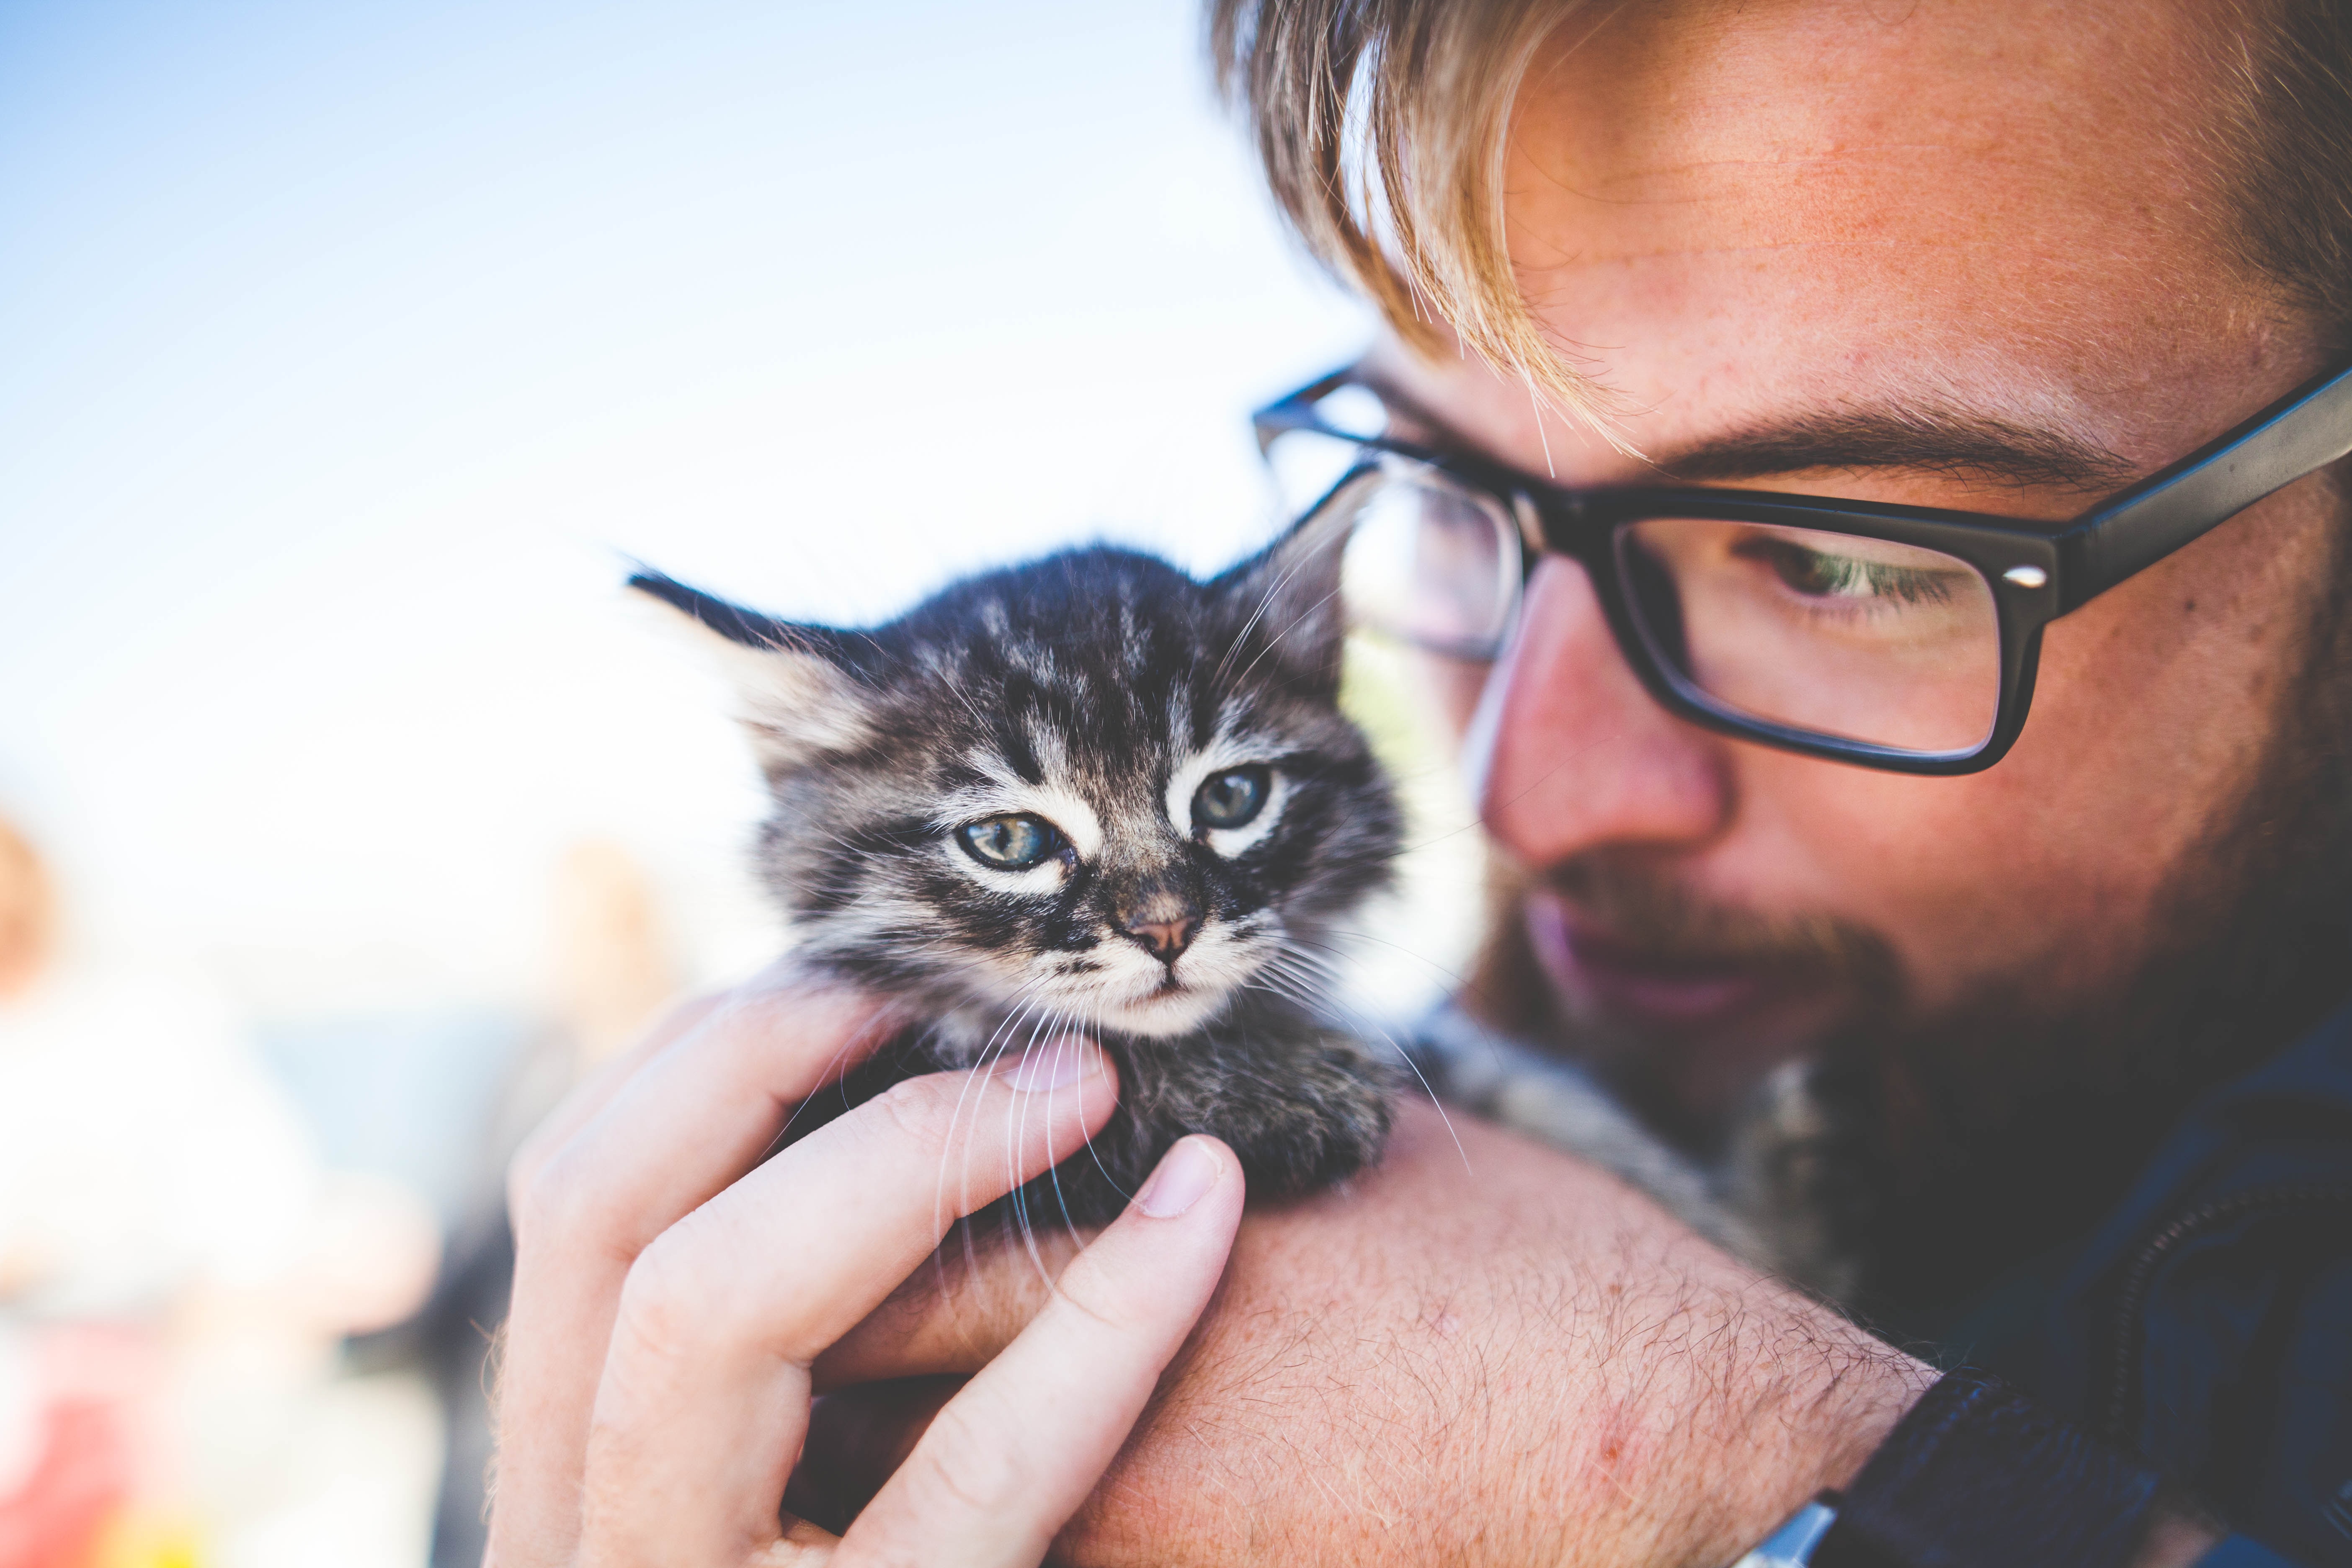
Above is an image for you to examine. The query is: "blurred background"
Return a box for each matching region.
[0,2,1480,1562]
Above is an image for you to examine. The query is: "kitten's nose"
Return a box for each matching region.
[1119,888,1201,963]
[1124,914,1200,962]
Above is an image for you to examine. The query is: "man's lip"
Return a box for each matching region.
[1524,893,1776,1031]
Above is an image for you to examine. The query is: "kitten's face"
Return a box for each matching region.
[891,691,1364,1038]
[641,523,1399,1045]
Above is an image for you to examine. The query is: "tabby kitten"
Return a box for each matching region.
[632,508,1402,1225]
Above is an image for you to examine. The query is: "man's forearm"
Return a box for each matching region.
[838,1105,2237,1568]
[1534,1251,1938,1566]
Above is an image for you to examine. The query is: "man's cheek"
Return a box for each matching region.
[1739,743,2107,1016]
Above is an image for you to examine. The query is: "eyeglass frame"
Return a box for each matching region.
[1252,356,2352,776]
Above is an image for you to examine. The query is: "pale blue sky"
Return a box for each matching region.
[0,0,1370,1003]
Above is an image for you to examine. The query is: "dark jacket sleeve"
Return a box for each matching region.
[2021,1004,2352,1565]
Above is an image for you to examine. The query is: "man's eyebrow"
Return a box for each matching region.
[1646,405,2141,494]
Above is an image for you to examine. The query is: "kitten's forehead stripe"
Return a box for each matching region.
[998,686,1047,784]
[1188,681,1220,753]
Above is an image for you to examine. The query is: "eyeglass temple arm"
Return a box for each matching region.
[1250,369,1379,458]
[2061,359,2352,611]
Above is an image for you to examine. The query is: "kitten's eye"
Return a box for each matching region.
[1193,766,1271,830]
[957,813,1064,870]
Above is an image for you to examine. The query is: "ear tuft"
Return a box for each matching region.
[626,569,874,776]
[627,568,803,650]
[1207,501,1357,697]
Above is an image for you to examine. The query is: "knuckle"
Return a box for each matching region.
[506,1114,569,1214]
[610,1228,712,1364]
[506,1135,634,1264]
[506,1137,579,1245]
[859,1075,954,1157]
[611,1204,799,1368]
[1046,1251,1145,1335]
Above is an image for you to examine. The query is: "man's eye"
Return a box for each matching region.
[1739,538,1957,605]
[1193,766,1271,830]
[957,814,1063,870]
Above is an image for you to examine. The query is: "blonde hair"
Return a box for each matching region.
[1208,0,1611,428]
[1211,0,2352,396]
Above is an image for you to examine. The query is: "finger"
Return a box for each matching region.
[814,1096,1470,1394]
[837,1135,1244,1568]
[514,979,896,1249]
[491,977,896,1568]
[503,988,718,1204]
[579,1035,1117,1568]
[507,961,864,1207]
[812,1222,1079,1390]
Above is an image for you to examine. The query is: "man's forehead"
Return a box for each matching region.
[1431,0,2300,498]
[1513,0,2238,266]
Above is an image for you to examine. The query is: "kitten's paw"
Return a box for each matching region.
[1212,1034,1395,1200]
[1015,1028,1398,1226]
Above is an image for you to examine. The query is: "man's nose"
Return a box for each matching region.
[1476,558,1733,865]
[1118,885,1201,963]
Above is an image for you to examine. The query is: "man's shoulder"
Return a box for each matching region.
[2048,998,2352,1564]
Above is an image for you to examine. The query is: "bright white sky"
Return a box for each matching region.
[0,0,1372,1011]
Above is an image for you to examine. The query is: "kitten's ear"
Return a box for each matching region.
[1208,501,1356,697]
[627,569,873,774]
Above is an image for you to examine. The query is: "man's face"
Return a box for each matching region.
[1379,0,2344,1142]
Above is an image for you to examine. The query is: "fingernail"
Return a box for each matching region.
[1002,1034,1101,1093]
[1135,1136,1221,1218]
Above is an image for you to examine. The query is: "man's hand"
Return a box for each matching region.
[812,1099,1939,1567]
[485,977,1246,1568]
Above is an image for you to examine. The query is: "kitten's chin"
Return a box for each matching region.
[1092,983,1233,1039]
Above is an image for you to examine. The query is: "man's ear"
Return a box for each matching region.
[1206,495,1358,698]
[627,569,874,776]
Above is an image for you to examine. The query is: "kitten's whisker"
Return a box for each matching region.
[1212,565,1291,687]
[1231,579,1349,691]
[936,979,1053,1254]
[939,977,1048,1292]
[959,991,1056,1275]
[1250,950,1474,1177]
[1070,1049,1140,1215]
[1294,925,1514,1024]
[1021,1006,1091,1279]
[1007,1003,1074,1290]
[1030,1005,1091,1259]
[1045,1007,1099,1259]
[1215,527,1332,687]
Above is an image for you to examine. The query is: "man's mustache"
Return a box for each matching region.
[1542,853,1896,989]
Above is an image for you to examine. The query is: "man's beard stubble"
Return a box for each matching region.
[1464,510,2352,1317]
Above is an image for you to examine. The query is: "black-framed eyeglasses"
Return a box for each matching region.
[1252,358,2352,775]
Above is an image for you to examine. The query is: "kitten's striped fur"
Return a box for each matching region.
[634,510,1403,1224]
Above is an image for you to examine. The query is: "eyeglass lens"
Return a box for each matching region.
[1615,519,2000,754]
[1267,431,1522,660]
[1269,423,2004,757]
